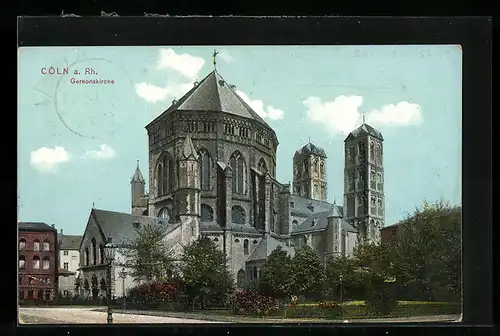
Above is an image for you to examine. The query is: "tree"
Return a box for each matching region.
[258,246,293,299]
[324,255,361,300]
[289,245,325,299]
[120,222,175,282]
[180,236,234,309]
[391,199,461,302]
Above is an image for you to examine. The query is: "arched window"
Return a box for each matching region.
[258,158,267,173]
[376,143,381,163]
[201,204,214,221]
[19,255,26,269]
[237,269,245,288]
[32,256,40,269]
[230,152,246,194]
[370,141,375,161]
[157,152,174,196]
[42,256,50,269]
[231,205,246,225]
[320,161,325,174]
[199,149,212,191]
[303,160,309,174]
[314,158,318,172]
[99,244,105,264]
[377,173,383,190]
[158,207,171,222]
[42,240,50,251]
[33,240,40,251]
[91,238,97,265]
[19,239,26,251]
[243,239,249,255]
[358,141,365,160]
[85,248,89,266]
[292,220,299,229]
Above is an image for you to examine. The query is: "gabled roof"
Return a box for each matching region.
[294,142,327,158]
[60,235,82,250]
[131,161,145,183]
[247,235,295,262]
[290,206,357,235]
[344,123,384,142]
[18,222,56,232]
[84,208,175,247]
[146,70,272,131]
[289,195,334,217]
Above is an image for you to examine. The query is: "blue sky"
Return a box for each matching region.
[18,45,462,235]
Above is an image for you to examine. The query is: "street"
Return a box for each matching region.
[19,307,224,324]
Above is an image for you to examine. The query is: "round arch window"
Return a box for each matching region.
[158,207,171,222]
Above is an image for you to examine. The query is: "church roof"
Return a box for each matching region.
[345,123,384,142]
[290,207,358,235]
[131,161,145,183]
[294,142,327,158]
[247,235,295,262]
[289,195,334,217]
[146,70,273,131]
[89,209,174,246]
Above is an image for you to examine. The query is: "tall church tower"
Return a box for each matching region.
[131,161,148,216]
[174,135,201,245]
[292,142,327,201]
[343,121,385,244]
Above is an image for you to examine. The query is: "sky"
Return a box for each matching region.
[18,45,462,235]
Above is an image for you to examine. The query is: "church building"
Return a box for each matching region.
[78,67,386,296]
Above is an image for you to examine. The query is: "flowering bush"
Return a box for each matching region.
[229,290,282,316]
[127,282,181,309]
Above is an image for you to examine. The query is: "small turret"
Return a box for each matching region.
[131,160,147,216]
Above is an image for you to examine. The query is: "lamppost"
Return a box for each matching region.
[118,268,128,310]
[104,236,116,324]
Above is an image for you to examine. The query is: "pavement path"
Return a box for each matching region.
[19,307,224,324]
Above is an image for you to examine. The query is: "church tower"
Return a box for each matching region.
[343,121,385,244]
[131,161,148,216]
[174,135,201,245]
[292,141,327,201]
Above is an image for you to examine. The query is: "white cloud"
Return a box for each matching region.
[217,49,233,62]
[30,146,71,173]
[135,49,203,104]
[84,144,116,160]
[156,48,205,80]
[236,90,285,120]
[366,102,422,126]
[303,95,422,135]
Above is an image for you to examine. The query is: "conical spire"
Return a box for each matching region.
[131,160,145,183]
[182,134,198,159]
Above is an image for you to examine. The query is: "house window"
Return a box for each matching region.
[199,149,212,191]
[33,240,40,251]
[42,256,50,269]
[42,240,50,251]
[33,256,40,269]
[243,239,249,255]
[201,204,214,222]
[19,239,26,251]
[230,151,246,195]
[19,255,26,269]
[231,205,246,225]
[63,250,69,256]
[64,262,69,270]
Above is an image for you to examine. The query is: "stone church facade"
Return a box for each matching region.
[79,69,386,294]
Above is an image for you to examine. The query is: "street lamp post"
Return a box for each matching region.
[104,236,116,324]
[118,268,128,310]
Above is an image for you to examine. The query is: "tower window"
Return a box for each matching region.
[231,205,246,225]
[370,170,376,189]
[376,143,382,164]
[320,161,325,174]
[314,158,318,173]
[303,160,309,174]
[370,141,375,161]
[199,149,212,191]
[377,172,383,191]
[157,152,174,196]
[201,204,214,222]
[243,239,249,255]
[230,152,246,195]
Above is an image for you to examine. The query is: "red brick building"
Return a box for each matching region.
[380,223,399,245]
[18,222,58,301]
